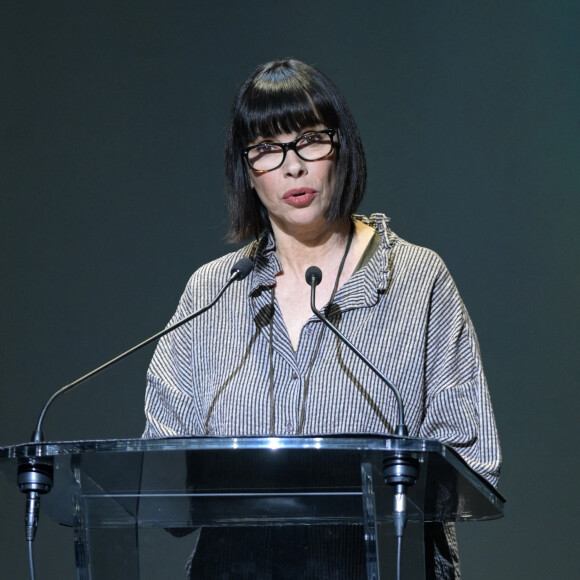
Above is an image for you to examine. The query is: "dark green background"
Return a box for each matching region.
[1,1,578,578]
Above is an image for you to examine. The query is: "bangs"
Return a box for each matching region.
[237,77,337,145]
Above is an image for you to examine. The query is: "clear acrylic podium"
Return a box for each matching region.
[0,435,504,579]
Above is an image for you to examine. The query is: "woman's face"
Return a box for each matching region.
[247,126,337,236]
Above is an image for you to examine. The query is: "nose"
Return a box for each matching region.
[283,149,307,178]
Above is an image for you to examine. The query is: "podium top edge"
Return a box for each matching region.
[1,434,434,458]
[0,435,505,506]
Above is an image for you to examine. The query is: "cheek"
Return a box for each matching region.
[249,171,277,201]
[247,168,269,194]
[248,178,271,209]
[321,161,337,190]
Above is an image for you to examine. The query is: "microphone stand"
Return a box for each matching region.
[16,257,253,579]
[305,266,418,580]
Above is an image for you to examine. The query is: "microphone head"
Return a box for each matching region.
[231,258,254,280]
[305,266,322,287]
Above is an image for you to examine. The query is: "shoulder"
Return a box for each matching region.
[383,228,466,316]
[389,232,449,279]
[190,242,257,284]
[179,241,258,308]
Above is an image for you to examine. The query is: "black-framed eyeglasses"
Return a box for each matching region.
[243,129,337,173]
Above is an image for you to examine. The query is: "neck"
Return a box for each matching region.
[271,219,352,277]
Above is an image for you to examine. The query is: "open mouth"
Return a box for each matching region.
[283,189,316,207]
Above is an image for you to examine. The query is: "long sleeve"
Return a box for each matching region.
[143,279,198,438]
[419,262,501,487]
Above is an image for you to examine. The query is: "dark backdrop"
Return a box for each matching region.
[1,1,578,578]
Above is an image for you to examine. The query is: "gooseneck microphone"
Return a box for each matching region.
[305,265,418,580]
[31,257,253,444]
[18,257,254,556]
[305,266,408,436]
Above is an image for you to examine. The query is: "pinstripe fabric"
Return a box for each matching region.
[143,213,501,578]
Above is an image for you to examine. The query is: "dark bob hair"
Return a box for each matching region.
[225,58,367,242]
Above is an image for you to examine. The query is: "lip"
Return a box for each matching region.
[282,187,317,199]
[282,188,317,208]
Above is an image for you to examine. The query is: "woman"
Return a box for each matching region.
[144,59,501,579]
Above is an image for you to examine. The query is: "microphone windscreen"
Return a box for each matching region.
[231,258,254,280]
[305,266,323,286]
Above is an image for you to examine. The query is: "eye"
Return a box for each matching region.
[255,143,278,154]
[303,131,324,143]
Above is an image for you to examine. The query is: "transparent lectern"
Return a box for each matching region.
[0,435,504,579]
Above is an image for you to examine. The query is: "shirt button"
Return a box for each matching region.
[291,372,298,380]
[285,422,294,434]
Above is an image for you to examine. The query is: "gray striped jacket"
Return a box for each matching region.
[144,213,500,485]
